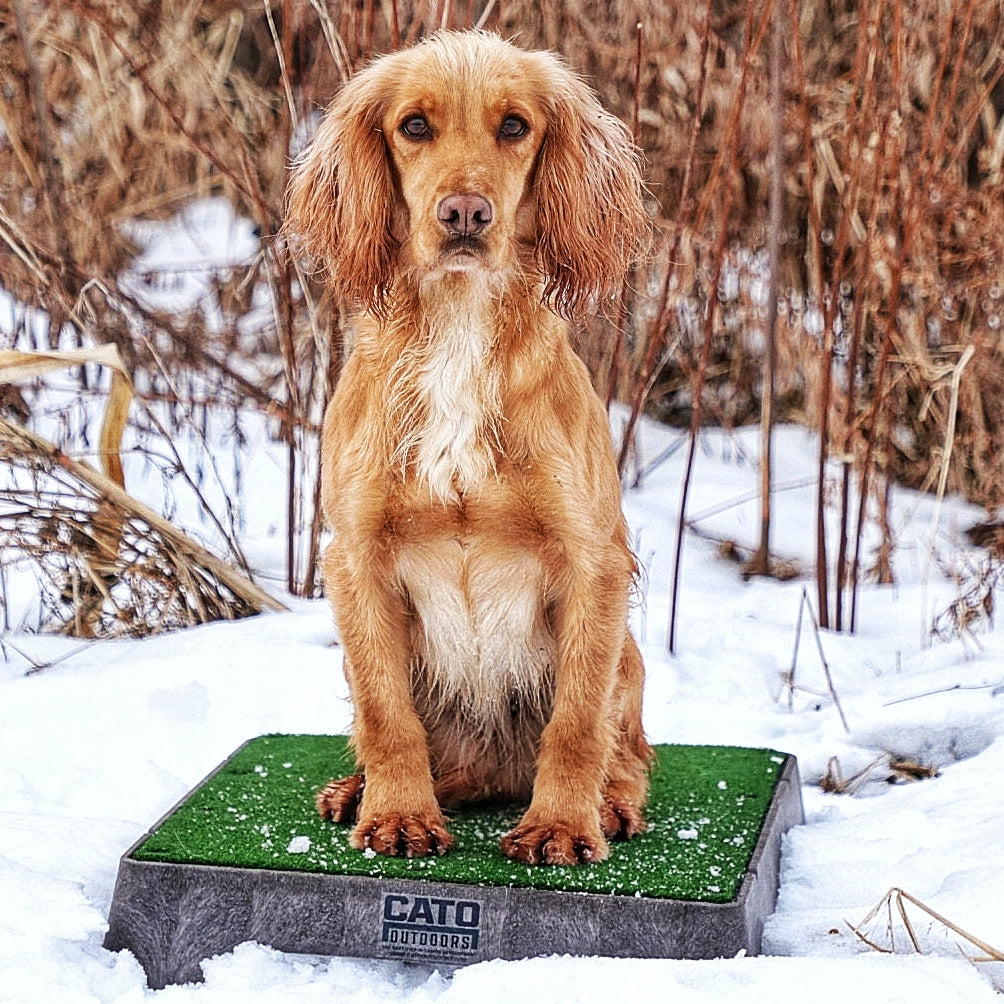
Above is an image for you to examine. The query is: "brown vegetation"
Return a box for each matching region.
[2,0,1004,635]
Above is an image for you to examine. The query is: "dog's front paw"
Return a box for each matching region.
[599,796,647,841]
[501,817,609,865]
[351,811,454,858]
[316,774,365,823]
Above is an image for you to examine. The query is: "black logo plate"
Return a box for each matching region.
[379,892,483,964]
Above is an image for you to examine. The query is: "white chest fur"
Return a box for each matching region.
[396,536,555,737]
[388,281,501,503]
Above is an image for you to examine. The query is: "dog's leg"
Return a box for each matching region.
[501,558,632,865]
[600,635,651,840]
[320,542,453,857]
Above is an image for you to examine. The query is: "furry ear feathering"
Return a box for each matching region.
[286,30,653,867]
[286,31,649,315]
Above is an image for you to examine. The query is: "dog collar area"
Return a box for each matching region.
[104,734,803,987]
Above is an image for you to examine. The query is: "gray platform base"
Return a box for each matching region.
[104,757,803,988]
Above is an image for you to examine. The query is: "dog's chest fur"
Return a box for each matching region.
[389,280,502,505]
[397,535,554,754]
[387,282,555,762]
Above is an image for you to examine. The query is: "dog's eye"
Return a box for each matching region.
[400,115,431,139]
[499,115,529,140]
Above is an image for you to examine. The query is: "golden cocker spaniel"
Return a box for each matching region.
[286,30,651,865]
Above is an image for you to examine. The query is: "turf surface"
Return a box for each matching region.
[132,735,788,903]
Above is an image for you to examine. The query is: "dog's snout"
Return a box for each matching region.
[437,193,493,236]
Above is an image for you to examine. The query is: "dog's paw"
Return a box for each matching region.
[501,819,609,865]
[599,796,647,841]
[316,774,365,823]
[351,812,454,858]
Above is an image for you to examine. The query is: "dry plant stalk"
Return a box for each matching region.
[2,345,134,633]
[1,414,285,638]
[668,0,770,654]
[818,754,885,795]
[0,346,133,486]
[930,556,1001,645]
[848,886,1004,965]
[818,753,938,794]
[782,587,849,732]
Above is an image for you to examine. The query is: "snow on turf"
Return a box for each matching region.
[3,205,1004,999]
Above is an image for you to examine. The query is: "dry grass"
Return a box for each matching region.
[0,343,283,635]
[3,0,1004,634]
[848,886,1004,967]
[1,414,285,636]
[565,0,1004,504]
[1,0,343,613]
[818,754,939,795]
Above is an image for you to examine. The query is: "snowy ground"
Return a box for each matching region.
[2,411,1003,1002]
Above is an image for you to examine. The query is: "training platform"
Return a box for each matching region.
[104,734,803,988]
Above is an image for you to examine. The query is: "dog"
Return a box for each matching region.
[286,30,651,866]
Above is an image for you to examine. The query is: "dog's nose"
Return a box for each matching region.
[437,193,493,236]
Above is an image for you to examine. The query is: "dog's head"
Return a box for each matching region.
[286,31,649,317]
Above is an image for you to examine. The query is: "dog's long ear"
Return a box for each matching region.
[532,59,650,318]
[285,69,397,311]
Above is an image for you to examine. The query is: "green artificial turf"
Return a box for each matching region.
[132,735,788,903]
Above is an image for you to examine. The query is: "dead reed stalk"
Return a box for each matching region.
[668,0,771,654]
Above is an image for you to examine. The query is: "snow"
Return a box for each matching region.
[3,419,1003,1002]
[3,208,1004,999]
[119,198,266,329]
